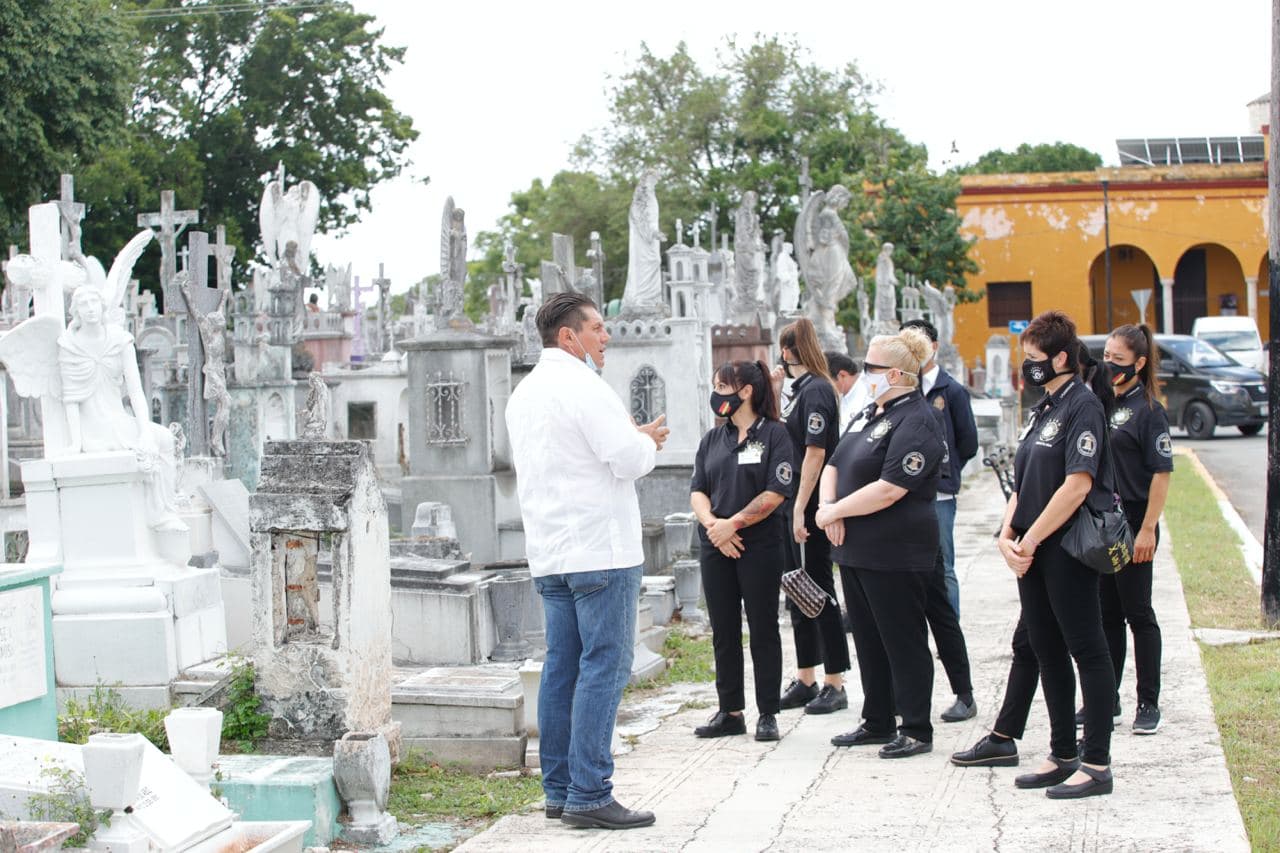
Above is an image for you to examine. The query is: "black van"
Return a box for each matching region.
[1080,334,1267,439]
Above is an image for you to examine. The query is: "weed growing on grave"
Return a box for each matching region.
[58,685,169,751]
[626,627,716,696]
[388,750,542,825]
[26,767,112,848]
[220,661,271,749]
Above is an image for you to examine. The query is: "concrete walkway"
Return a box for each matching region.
[458,473,1249,852]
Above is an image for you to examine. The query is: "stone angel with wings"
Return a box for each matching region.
[793,184,858,350]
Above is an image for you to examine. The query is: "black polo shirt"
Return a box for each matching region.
[781,372,840,507]
[828,392,945,571]
[1109,383,1174,504]
[691,417,796,546]
[1012,379,1116,532]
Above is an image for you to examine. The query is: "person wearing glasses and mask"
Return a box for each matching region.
[690,360,795,742]
[771,318,852,716]
[816,327,945,759]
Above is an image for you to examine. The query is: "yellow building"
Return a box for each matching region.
[953,154,1269,366]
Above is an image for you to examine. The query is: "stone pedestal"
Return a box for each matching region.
[226,381,298,492]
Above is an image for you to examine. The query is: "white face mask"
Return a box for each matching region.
[861,369,892,401]
[569,329,600,373]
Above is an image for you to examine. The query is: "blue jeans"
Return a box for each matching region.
[936,497,959,617]
[533,565,641,812]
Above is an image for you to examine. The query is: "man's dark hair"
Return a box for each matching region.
[536,292,597,347]
[308,292,319,304]
[900,318,938,342]
[825,351,857,377]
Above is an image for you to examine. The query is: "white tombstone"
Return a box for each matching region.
[985,335,1015,398]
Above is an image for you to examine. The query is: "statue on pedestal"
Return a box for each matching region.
[874,242,900,331]
[621,170,666,316]
[732,191,766,320]
[794,185,857,351]
[772,234,801,314]
[435,197,469,329]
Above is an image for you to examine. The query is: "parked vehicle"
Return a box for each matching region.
[1191,316,1266,374]
[1080,334,1267,440]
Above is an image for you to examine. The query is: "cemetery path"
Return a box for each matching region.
[456,474,1249,852]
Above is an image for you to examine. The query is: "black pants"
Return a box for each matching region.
[784,503,850,674]
[1099,501,1162,707]
[993,616,1039,740]
[925,549,973,696]
[701,540,783,715]
[840,565,934,742]
[1017,532,1114,765]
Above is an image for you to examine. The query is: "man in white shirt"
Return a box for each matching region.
[825,351,868,433]
[506,292,669,830]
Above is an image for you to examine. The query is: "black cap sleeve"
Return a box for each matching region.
[1063,399,1105,478]
[691,431,710,494]
[800,384,837,449]
[764,424,797,498]
[880,414,943,490]
[1143,404,1175,474]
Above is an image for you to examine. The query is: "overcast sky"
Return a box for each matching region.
[312,0,1271,296]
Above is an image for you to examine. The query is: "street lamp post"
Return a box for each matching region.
[1102,178,1113,332]
[1263,0,1280,627]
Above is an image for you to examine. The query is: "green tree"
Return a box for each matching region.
[0,0,136,245]
[958,141,1102,175]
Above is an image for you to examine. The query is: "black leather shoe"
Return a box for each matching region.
[1075,698,1122,727]
[561,800,656,829]
[940,696,977,722]
[831,725,895,747]
[804,684,848,715]
[950,735,1019,767]
[779,678,819,710]
[546,804,563,819]
[1015,755,1080,789]
[1046,765,1113,799]
[694,710,747,738]
[879,734,932,759]
[755,713,780,741]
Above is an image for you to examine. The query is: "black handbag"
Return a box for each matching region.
[1061,428,1134,574]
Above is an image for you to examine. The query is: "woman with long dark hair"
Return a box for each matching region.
[690,360,796,742]
[772,318,851,715]
[997,310,1118,798]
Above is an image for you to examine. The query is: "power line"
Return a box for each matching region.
[118,1,339,21]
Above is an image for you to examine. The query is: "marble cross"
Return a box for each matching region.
[56,174,85,260]
[351,274,372,361]
[798,156,813,210]
[373,263,392,354]
[137,190,200,313]
[183,231,219,456]
[212,225,236,292]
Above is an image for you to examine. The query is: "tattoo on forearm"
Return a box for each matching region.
[733,493,778,529]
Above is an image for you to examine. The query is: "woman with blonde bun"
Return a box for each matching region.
[815,327,947,759]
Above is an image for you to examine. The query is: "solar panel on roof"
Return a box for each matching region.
[1116,136,1265,166]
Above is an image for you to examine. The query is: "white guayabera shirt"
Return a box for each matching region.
[506,347,657,577]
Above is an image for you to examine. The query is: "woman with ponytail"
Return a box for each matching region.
[690,360,796,742]
[1097,324,1171,735]
[772,318,852,715]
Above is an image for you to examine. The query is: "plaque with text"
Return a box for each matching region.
[0,586,47,709]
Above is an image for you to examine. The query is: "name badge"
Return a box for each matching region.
[738,441,764,465]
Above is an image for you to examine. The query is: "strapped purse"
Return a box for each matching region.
[781,568,838,619]
[1061,425,1134,575]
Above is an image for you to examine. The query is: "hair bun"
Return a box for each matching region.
[898,326,933,366]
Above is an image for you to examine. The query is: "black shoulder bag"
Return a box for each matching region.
[1061,425,1134,575]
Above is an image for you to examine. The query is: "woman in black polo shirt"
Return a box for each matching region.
[690,360,796,742]
[815,326,944,759]
[1098,324,1171,735]
[772,318,851,715]
[998,310,1116,799]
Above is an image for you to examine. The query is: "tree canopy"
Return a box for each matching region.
[470,36,977,325]
[958,141,1103,175]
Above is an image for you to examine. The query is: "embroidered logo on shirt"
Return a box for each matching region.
[868,420,893,442]
[1039,419,1061,442]
[1111,407,1132,428]
[1076,431,1097,457]
[933,396,946,410]
[902,451,926,476]
[775,461,793,485]
[807,412,826,435]
[1156,432,1173,458]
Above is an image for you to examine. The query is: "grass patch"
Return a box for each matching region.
[627,628,715,694]
[58,685,169,751]
[388,750,542,826]
[1164,459,1261,631]
[1166,455,1280,851]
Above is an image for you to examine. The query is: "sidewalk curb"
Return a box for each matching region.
[1176,447,1263,586]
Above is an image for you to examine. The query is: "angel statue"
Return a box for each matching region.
[178,273,231,458]
[732,191,766,318]
[258,163,320,272]
[794,185,858,352]
[0,231,186,532]
[921,280,956,350]
[621,169,666,316]
[435,197,468,328]
[874,242,900,330]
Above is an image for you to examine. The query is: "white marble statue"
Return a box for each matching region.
[775,240,800,314]
[621,169,665,315]
[436,197,467,326]
[794,185,857,351]
[326,262,352,312]
[874,242,899,328]
[178,273,231,458]
[301,372,330,440]
[733,191,766,316]
[259,163,320,271]
[921,280,956,349]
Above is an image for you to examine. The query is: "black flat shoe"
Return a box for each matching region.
[1046,765,1113,799]
[879,734,932,759]
[695,710,747,738]
[831,725,896,747]
[1015,755,1080,789]
[940,696,977,722]
[755,713,780,741]
[1075,698,1122,727]
[779,678,819,710]
[950,735,1019,767]
[546,804,563,819]
[561,800,656,829]
[804,684,848,715]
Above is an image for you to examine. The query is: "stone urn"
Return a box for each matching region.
[81,733,149,853]
[488,573,534,661]
[663,512,697,562]
[672,558,705,623]
[333,732,398,845]
[163,707,223,788]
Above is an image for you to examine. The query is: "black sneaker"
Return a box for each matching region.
[1132,702,1161,734]
[804,684,848,715]
[755,713,780,741]
[950,735,1019,767]
[1074,698,1122,727]
[779,678,819,710]
[694,710,747,738]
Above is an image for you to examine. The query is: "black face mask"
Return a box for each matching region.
[779,357,795,379]
[1106,361,1137,386]
[1021,356,1060,387]
[710,391,744,419]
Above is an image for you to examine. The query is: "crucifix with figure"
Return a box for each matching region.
[138,190,200,313]
[179,231,230,458]
[350,274,373,362]
[56,174,85,261]
[373,263,392,355]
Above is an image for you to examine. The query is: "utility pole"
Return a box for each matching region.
[1102,179,1113,332]
[1263,0,1280,627]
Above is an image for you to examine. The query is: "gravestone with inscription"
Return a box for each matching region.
[0,566,58,740]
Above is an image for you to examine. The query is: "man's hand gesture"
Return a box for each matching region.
[637,414,669,451]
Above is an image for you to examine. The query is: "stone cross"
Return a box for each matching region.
[373,263,391,355]
[183,231,222,457]
[799,156,813,210]
[56,174,85,261]
[551,234,577,289]
[137,190,200,313]
[212,225,236,292]
[351,275,372,362]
